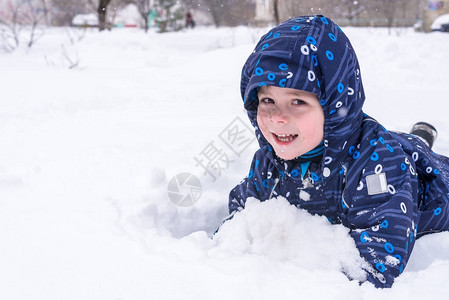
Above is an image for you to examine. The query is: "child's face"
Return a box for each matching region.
[257,86,324,160]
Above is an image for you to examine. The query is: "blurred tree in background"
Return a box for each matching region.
[0,0,440,33]
[182,0,255,27]
[0,0,47,50]
[154,0,183,32]
[131,0,153,32]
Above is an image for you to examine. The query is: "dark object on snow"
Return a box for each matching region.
[411,122,438,149]
[185,11,195,29]
[431,13,449,32]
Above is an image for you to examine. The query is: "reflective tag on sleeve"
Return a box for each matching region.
[366,172,388,195]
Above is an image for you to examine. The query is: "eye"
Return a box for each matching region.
[292,99,306,105]
[259,97,274,104]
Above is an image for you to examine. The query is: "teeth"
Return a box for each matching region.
[275,134,296,142]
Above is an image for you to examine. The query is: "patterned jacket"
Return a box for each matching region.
[228,15,449,288]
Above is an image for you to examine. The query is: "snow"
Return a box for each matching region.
[1,25,449,299]
[114,4,141,27]
[431,13,449,30]
[72,14,99,27]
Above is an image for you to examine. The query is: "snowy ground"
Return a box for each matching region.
[1,25,449,299]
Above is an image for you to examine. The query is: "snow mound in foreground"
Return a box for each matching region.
[213,197,369,282]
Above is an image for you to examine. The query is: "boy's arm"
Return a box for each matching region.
[346,170,419,288]
[229,182,249,215]
[228,148,271,216]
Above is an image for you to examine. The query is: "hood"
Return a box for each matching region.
[240,15,366,181]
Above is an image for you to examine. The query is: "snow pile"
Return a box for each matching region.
[214,197,369,281]
[119,195,371,300]
[431,13,449,30]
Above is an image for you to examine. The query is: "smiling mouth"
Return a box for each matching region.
[273,133,298,143]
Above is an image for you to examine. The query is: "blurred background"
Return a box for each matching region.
[1,0,448,40]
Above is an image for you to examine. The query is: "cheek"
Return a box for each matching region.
[257,112,272,139]
[313,111,325,139]
[318,110,325,133]
[257,112,267,130]
[297,111,324,135]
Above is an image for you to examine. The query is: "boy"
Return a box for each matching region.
[228,15,449,288]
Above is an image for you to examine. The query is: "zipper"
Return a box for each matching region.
[337,162,350,224]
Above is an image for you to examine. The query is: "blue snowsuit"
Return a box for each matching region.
[228,15,449,288]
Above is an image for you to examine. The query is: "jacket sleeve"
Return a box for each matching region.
[228,148,273,217]
[228,178,250,217]
[229,155,259,216]
[345,156,420,288]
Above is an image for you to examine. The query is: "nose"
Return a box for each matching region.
[268,106,289,124]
